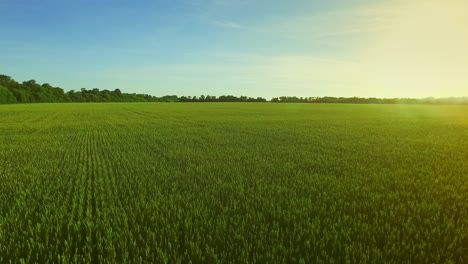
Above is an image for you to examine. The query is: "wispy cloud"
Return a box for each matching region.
[207,19,246,30]
[203,4,396,44]
[209,0,248,7]
[257,4,396,43]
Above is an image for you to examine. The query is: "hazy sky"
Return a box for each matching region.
[1,0,467,98]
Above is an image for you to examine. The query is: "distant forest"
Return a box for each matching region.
[1,74,467,104]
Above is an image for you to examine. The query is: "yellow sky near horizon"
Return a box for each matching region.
[364,0,468,97]
[250,0,468,98]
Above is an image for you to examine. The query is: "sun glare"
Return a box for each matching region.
[367,0,468,97]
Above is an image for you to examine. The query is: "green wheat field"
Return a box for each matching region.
[0,103,467,263]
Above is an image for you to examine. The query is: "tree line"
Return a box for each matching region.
[0,74,466,104]
[0,74,267,103]
[0,74,164,103]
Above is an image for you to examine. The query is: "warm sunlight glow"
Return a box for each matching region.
[366,0,468,97]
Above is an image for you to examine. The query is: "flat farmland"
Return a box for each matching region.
[0,103,467,263]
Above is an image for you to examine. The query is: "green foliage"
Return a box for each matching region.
[0,85,16,104]
[0,75,163,104]
[0,103,467,263]
[0,74,269,104]
[1,74,466,105]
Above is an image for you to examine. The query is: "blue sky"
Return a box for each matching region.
[1,0,467,98]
